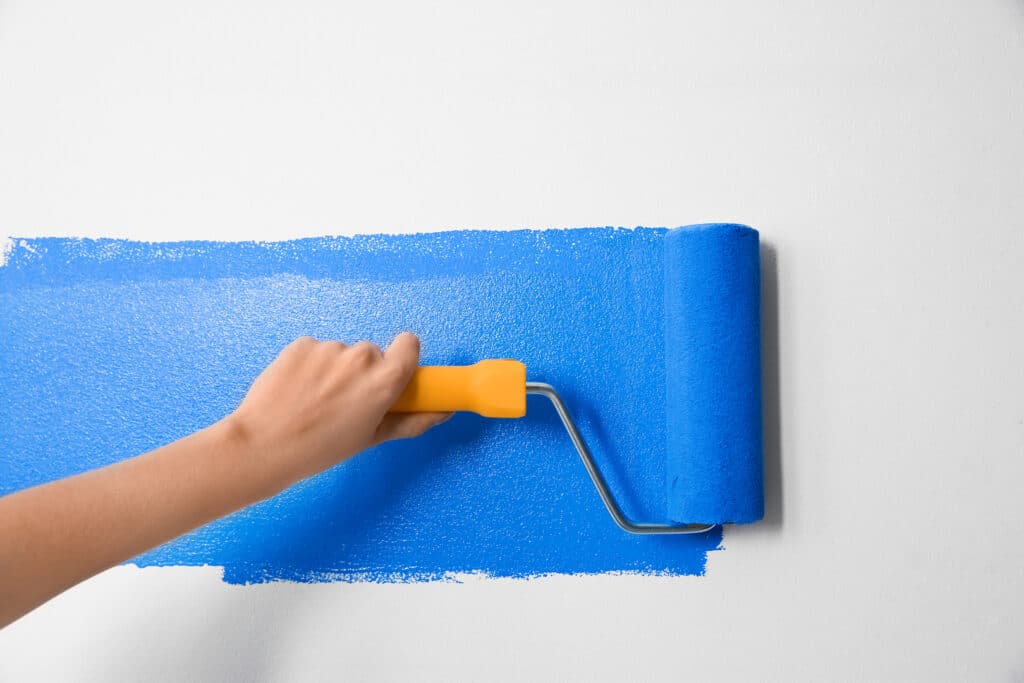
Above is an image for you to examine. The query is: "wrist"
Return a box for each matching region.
[210,413,293,502]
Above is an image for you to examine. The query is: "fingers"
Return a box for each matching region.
[284,333,420,406]
[374,412,453,444]
[346,340,383,366]
[284,334,413,366]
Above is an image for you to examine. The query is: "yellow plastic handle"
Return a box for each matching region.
[390,360,527,418]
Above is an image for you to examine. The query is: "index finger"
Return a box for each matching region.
[382,331,421,379]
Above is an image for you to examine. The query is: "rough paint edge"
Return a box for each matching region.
[225,565,712,586]
[7,226,664,250]
[0,236,13,267]
[126,551,720,586]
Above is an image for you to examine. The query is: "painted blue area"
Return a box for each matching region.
[0,226,760,584]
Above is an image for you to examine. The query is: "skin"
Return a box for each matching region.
[0,332,450,628]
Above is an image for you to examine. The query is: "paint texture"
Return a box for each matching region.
[0,225,760,584]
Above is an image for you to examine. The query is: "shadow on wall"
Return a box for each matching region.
[759,241,783,531]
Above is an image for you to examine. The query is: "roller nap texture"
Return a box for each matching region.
[665,224,763,524]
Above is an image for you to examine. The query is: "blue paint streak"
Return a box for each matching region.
[0,226,758,584]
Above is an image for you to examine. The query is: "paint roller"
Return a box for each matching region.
[390,224,764,533]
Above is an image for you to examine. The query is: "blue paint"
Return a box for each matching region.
[0,226,760,584]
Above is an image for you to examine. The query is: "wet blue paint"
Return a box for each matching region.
[0,226,758,584]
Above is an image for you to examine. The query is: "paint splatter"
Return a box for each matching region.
[0,229,729,584]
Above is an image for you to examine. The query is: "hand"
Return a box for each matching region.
[230,332,451,488]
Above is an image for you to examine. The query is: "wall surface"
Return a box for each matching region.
[1,1,1023,681]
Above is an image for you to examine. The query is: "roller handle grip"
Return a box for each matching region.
[390,360,527,418]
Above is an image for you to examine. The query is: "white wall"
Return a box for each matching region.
[1,1,1023,680]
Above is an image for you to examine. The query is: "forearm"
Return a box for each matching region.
[0,417,282,627]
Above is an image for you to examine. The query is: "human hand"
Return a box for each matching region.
[229,332,451,489]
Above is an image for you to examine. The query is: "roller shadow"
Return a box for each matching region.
[720,239,782,539]
[758,241,783,530]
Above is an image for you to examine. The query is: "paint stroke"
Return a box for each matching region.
[0,228,727,584]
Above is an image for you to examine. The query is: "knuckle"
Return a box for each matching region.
[322,340,346,354]
[281,336,317,360]
[348,341,380,364]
